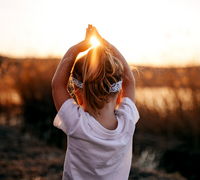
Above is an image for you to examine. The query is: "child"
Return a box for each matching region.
[52,25,139,180]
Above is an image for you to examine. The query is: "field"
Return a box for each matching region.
[0,55,200,179]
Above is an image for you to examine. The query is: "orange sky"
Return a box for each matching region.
[0,0,200,67]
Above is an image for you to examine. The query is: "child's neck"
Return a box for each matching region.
[83,95,118,130]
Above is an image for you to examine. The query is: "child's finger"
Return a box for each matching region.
[92,27,101,39]
[85,27,93,40]
[88,24,93,30]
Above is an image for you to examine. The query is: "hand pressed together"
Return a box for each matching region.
[77,24,104,52]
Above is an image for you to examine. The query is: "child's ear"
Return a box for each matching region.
[76,89,83,106]
[116,89,122,104]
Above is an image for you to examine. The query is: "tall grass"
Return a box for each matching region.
[0,56,66,148]
[0,56,23,125]
[133,67,200,147]
[1,56,200,178]
[1,57,200,143]
[1,57,200,150]
[132,66,200,179]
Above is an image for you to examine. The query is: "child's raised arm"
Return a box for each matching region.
[52,25,93,111]
[92,27,135,103]
[107,40,135,103]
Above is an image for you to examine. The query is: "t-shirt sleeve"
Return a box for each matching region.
[53,98,81,135]
[116,97,140,125]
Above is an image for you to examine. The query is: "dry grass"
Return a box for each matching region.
[1,56,200,148]
[1,56,200,179]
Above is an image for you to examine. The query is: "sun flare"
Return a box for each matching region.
[90,36,100,47]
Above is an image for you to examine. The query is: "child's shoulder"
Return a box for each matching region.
[116,97,139,123]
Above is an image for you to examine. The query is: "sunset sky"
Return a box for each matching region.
[0,0,200,67]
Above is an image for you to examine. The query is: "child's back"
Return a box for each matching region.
[54,95,139,179]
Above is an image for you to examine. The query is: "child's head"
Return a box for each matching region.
[72,46,124,115]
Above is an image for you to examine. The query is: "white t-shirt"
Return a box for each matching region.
[54,97,139,180]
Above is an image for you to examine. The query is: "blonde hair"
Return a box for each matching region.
[72,46,124,115]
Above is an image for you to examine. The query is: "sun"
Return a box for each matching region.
[90,36,100,47]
